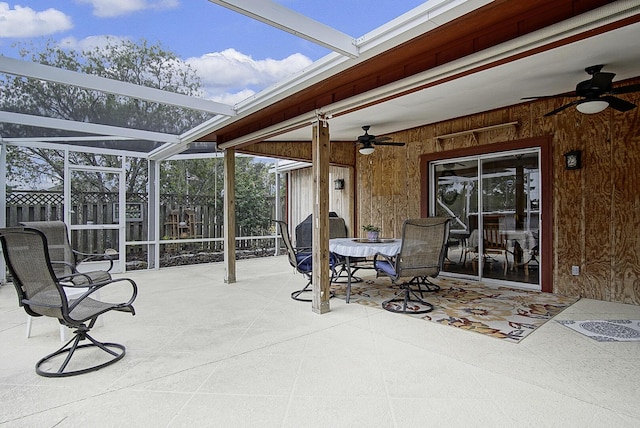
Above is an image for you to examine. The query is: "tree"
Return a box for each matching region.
[235,157,275,234]
[1,40,281,237]
[0,38,211,193]
[160,156,278,235]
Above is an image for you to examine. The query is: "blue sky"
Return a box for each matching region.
[0,1,425,103]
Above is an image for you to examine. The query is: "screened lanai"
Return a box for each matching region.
[2,0,640,312]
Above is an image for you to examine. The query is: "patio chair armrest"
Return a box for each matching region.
[373,252,398,277]
[74,249,115,271]
[66,277,138,314]
[99,277,138,308]
[373,252,396,266]
[50,260,79,273]
[58,272,97,285]
[329,252,344,269]
[294,252,313,271]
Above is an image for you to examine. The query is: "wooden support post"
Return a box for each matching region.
[224,148,236,283]
[312,119,331,314]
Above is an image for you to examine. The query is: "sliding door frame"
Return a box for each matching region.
[420,136,553,292]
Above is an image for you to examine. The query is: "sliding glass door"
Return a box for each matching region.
[432,150,540,289]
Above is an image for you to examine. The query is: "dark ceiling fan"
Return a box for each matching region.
[522,65,640,116]
[356,125,405,155]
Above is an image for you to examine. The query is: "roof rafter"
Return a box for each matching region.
[0,111,180,144]
[208,0,358,58]
[0,56,235,116]
[3,139,148,158]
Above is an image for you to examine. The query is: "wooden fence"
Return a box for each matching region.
[5,191,282,260]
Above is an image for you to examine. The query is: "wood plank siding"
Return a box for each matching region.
[213,0,636,304]
[244,79,640,304]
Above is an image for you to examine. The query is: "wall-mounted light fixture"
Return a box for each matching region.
[564,150,582,170]
[334,179,345,190]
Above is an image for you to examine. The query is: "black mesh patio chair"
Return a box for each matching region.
[20,220,115,285]
[0,227,137,377]
[274,220,339,302]
[373,217,450,314]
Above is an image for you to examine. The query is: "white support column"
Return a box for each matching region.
[63,149,70,226]
[224,148,236,283]
[273,159,281,255]
[0,141,6,284]
[311,118,331,314]
[148,159,160,269]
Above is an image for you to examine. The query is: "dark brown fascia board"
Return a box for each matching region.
[199,0,616,146]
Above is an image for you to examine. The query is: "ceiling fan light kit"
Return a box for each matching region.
[359,146,375,155]
[576,99,609,114]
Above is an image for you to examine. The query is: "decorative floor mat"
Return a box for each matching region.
[557,319,640,342]
[331,277,578,343]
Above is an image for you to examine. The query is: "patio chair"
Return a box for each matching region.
[20,221,116,339]
[19,220,115,285]
[373,217,450,314]
[274,219,338,302]
[0,226,137,377]
[0,227,137,377]
[462,225,510,274]
[483,223,509,274]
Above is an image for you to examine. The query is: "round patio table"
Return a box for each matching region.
[329,237,401,303]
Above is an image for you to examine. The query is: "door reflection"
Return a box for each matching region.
[434,151,540,287]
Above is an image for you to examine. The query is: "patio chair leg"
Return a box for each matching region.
[292,268,336,302]
[407,276,440,299]
[35,324,126,377]
[382,284,435,314]
[291,276,313,302]
[330,262,363,284]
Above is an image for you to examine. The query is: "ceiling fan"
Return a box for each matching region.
[356,125,405,155]
[522,65,640,116]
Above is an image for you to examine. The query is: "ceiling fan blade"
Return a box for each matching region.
[543,99,581,116]
[609,83,640,95]
[372,136,392,143]
[602,95,637,112]
[374,141,406,146]
[521,94,573,100]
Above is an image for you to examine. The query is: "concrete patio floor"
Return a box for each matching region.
[1,255,639,427]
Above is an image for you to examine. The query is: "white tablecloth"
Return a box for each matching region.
[329,238,401,258]
[502,230,538,250]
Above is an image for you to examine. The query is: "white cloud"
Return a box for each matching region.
[209,89,257,106]
[76,0,179,18]
[186,48,312,104]
[60,35,129,52]
[0,3,72,38]
[55,35,312,108]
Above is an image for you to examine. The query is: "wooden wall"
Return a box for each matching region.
[287,165,354,242]
[239,140,355,166]
[242,79,640,304]
[354,79,640,304]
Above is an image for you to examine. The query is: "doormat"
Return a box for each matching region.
[331,277,578,343]
[557,320,640,342]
